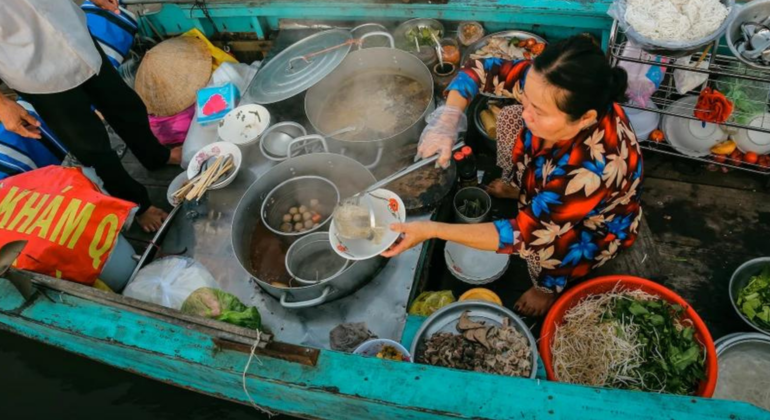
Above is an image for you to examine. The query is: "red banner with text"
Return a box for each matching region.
[0,167,136,285]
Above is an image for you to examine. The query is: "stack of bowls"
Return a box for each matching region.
[444,241,510,285]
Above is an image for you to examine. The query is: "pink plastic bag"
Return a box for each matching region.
[149,105,195,146]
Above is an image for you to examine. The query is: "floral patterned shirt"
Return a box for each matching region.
[448,58,644,293]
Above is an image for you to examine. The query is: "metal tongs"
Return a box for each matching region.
[332,141,466,240]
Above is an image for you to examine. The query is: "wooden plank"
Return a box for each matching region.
[2,269,273,347]
[0,287,767,420]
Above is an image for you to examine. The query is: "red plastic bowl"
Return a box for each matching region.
[539,275,718,397]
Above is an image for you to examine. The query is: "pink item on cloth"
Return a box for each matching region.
[149,105,195,146]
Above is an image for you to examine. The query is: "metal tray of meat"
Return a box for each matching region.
[461,30,547,66]
[409,300,538,378]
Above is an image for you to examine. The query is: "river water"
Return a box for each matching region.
[0,329,284,420]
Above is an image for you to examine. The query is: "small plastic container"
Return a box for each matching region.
[196,83,240,125]
[460,288,503,305]
[457,21,484,46]
[353,339,412,362]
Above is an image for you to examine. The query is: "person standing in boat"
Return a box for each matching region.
[384,35,643,316]
[0,0,180,232]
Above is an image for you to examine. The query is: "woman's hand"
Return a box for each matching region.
[484,179,520,199]
[92,0,120,13]
[415,104,468,169]
[381,221,438,258]
[0,97,41,139]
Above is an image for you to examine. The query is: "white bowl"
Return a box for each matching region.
[623,105,660,141]
[662,96,728,157]
[734,113,770,155]
[329,188,406,261]
[186,141,242,190]
[166,171,189,206]
[353,338,412,362]
[218,104,270,145]
[444,241,510,284]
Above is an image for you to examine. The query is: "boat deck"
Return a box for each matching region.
[119,116,770,342]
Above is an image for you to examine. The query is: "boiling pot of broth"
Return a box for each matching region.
[304,39,435,169]
[232,153,386,308]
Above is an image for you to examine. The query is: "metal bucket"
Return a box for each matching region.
[454,187,491,223]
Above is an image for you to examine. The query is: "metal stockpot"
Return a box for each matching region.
[304,37,435,169]
[231,153,386,308]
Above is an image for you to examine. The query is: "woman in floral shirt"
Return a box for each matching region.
[383,35,643,316]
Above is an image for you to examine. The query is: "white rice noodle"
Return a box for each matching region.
[625,0,730,42]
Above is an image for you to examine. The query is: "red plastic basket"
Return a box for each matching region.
[539,275,718,397]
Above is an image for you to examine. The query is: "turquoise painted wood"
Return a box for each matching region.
[138,0,615,47]
[1,279,768,420]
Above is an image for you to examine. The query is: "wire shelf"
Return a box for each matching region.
[608,21,770,176]
[640,139,770,176]
[609,22,770,135]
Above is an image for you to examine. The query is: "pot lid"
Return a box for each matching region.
[714,333,770,411]
[245,30,353,105]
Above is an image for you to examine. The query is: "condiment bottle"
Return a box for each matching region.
[456,147,478,188]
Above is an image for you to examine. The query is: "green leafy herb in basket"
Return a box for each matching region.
[736,265,770,330]
[602,298,706,395]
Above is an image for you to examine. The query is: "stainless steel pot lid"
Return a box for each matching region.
[714,333,770,410]
[245,30,353,104]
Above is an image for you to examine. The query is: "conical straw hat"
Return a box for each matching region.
[135,37,212,117]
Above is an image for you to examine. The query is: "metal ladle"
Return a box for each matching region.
[332,141,466,241]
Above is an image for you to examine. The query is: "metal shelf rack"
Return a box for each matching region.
[607,21,770,178]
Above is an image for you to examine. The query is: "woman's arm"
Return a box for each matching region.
[381,221,501,258]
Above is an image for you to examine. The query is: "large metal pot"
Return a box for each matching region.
[232,153,386,308]
[304,40,435,168]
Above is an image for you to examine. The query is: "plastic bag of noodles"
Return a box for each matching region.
[181,287,261,330]
[408,291,455,317]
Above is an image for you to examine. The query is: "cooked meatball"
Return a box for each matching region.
[282,214,292,223]
[292,213,302,222]
[289,207,299,215]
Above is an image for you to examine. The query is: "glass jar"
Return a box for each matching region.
[438,38,461,66]
[433,62,458,93]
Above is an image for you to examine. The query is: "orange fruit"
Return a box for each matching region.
[649,129,665,143]
[744,151,759,164]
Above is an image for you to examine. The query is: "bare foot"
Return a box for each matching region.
[136,206,168,233]
[514,287,557,317]
[167,146,182,166]
[484,178,520,199]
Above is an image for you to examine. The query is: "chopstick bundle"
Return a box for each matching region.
[172,155,234,203]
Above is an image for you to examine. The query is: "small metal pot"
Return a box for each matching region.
[261,175,339,241]
[729,257,770,336]
[454,187,491,223]
[260,121,307,161]
[285,232,349,285]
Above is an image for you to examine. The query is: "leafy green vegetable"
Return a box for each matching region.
[182,287,262,330]
[602,297,706,395]
[736,265,770,330]
[405,26,441,47]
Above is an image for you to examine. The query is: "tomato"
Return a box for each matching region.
[728,150,744,167]
[649,129,665,143]
[744,151,759,164]
[712,154,727,164]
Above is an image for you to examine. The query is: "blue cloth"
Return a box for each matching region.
[0,101,68,180]
[81,1,138,68]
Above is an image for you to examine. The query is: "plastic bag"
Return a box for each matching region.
[181,288,261,330]
[617,41,667,107]
[673,57,709,94]
[181,28,238,70]
[408,291,455,316]
[123,257,217,309]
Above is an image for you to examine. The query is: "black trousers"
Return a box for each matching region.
[19,42,169,214]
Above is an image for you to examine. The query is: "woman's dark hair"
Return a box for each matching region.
[533,34,628,121]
